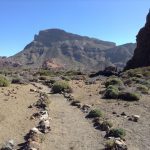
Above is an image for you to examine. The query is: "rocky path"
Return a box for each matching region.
[34,83,104,150]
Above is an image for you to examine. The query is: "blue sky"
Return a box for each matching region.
[0,0,150,56]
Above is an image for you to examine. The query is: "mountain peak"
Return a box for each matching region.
[34,28,83,44]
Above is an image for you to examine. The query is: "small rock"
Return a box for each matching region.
[121,112,126,116]
[81,104,91,113]
[30,89,36,92]
[115,139,127,150]
[132,115,140,122]
[112,111,117,114]
[63,93,71,99]
[128,115,140,122]
[38,120,51,133]
[1,140,15,150]
[71,101,82,108]
[27,140,40,150]
[28,105,33,108]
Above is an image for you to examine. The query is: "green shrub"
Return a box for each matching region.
[118,91,140,101]
[52,80,72,93]
[101,120,113,128]
[108,128,126,138]
[104,85,119,99]
[105,140,115,149]
[0,76,10,87]
[136,84,149,94]
[87,109,103,118]
[143,71,150,77]
[131,77,142,83]
[136,73,143,78]
[105,78,123,88]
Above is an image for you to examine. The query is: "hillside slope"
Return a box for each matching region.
[104,43,136,68]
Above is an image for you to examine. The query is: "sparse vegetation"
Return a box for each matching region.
[123,66,150,80]
[105,140,115,149]
[136,84,149,94]
[87,109,103,118]
[104,85,119,99]
[118,91,140,101]
[52,80,72,93]
[107,128,126,138]
[101,120,113,128]
[0,76,10,87]
[105,78,123,88]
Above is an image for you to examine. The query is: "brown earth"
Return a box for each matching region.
[0,79,149,150]
[70,79,150,150]
[0,84,39,147]
[0,83,104,150]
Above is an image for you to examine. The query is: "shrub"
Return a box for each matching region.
[52,80,72,93]
[87,109,103,118]
[101,121,113,128]
[104,85,119,99]
[136,84,149,94]
[105,78,123,88]
[143,71,150,77]
[118,91,140,101]
[105,140,115,149]
[136,73,143,78]
[0,76,10,87]
[108,128,126,138]
[131,77,143,84]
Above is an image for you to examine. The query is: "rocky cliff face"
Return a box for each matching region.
[125,10,150,70]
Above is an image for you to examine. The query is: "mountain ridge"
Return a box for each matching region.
[1,29,136,70]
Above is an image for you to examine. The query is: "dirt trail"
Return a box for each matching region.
[34,83,104,150]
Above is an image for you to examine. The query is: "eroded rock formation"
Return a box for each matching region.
[125,10,150,70]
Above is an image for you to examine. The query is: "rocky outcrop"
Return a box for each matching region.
[125,10,150,70]
[42,59,64,70]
